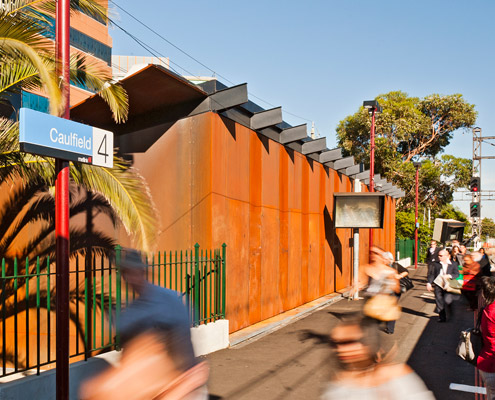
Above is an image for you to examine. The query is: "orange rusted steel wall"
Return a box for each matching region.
[129,111,396,333]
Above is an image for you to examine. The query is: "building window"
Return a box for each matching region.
[22,91,49,114]
[38,14,112,66]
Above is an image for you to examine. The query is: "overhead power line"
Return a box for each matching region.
[108,0,313,124]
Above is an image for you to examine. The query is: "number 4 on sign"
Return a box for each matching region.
[98,135,108,163]
[92,128,113,168]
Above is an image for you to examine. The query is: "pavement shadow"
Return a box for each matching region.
[298,329,331,345]
[407,297,478,399]
[412,295,435,304]
[326,310,360,320]
[213,342,330,399]
[400,306,431,319]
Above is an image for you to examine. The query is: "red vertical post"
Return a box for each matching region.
[415,165,419,269]
[369,108,376,252]
[55,0,70,399]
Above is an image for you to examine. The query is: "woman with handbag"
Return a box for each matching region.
[477,276,495,400]
[362,247,401,325]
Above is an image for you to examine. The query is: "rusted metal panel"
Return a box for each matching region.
[120,112,396,333]
[278,148,290,310]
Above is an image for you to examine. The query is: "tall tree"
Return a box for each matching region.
[336,91,476,213]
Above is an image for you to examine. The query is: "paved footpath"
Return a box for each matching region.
[204,265,479,399]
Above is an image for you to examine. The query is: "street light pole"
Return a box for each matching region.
[370,107,376,193]
[413,161,421,269]
[363,100,382,252]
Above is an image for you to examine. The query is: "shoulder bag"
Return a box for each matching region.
[393,262,414,293]
[456,308,484,366]
[399,275,414,292]
[363,294,401,321]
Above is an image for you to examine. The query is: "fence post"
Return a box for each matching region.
[221,243,227,319]
[194,244,200,326]
[2,258,6,376]
[115,245,121,350]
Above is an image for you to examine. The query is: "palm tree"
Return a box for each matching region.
[0,0,159,371]
[0,0,158,251]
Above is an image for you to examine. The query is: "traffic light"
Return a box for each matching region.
[470,177,481,192]
[470,202,480,218]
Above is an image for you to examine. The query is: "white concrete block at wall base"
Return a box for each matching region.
[0,320,229,399]
[397,257,412,268]
[0,350,119,400]
[191,319,230,357]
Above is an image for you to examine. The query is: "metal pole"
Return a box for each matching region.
[353,179,361,300]
[415,165,419,269]
[55,0,70,398]
[353,229,360,299]
[369,108,376,252]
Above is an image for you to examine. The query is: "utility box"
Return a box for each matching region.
[432,218,465,244]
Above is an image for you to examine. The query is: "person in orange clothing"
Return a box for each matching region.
[462,254,481,311]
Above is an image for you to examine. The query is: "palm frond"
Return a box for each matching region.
[4,0,108,24]
[0,118,56,183]
[0,118,157,251]
[71,160,158,252]
[0,179,46,255]
[0,11,52,51]
[0,56,43,95]
[27,0,108,23]
[28,226,116,268]
[70,53,128,123]
[0,21,61,114]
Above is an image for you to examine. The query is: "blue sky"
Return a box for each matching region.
[109,0,495,218]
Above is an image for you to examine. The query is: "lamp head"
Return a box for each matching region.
[363,100,382,113]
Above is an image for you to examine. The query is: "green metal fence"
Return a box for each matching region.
[395,239,425,263]
[0,243,226,377]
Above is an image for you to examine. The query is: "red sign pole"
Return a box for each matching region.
[415,164,419,269]
[55,0,70,398]
[369,107,376,252]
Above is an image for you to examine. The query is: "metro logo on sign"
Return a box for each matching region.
[19,108,113,168]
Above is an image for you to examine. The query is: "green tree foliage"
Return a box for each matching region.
[337,91,476,166]
[336,91,477,240]
[482,218,495,240]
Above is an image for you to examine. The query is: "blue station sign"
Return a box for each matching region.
[19,108,113,168]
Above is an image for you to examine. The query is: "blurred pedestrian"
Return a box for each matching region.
[382,252,409,334]
[321,315,434,399]
[462,253,481,311]
[477,276,495,400]
[362,247,401,322]
[451,245,462,266]
[426,240,441,275]
[80,248,209,400]
[427,249,459,322]
[473,250,491,277]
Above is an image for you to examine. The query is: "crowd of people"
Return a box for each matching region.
[77,243,495,399]
[425,239,492,320]
[425,239,495,399]
[325,242,495,399]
